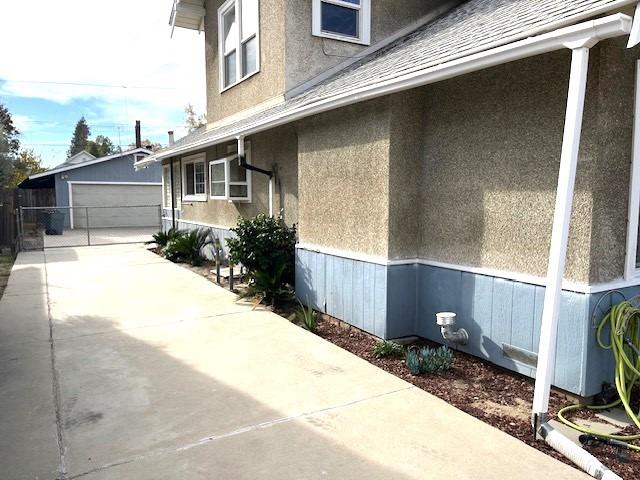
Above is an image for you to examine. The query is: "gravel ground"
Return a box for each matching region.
[314,317,639,479]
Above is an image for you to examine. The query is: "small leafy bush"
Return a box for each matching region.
[164,228,213,266]
[146,228,184,250]
[405,345,454,375]
[373,340,404,358]
[297,300,318,333]
[227,214,297,304]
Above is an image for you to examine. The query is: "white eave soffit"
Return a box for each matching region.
[170,0,206,32]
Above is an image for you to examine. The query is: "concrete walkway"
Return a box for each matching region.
[0,244,589,480]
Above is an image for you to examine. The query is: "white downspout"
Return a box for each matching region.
[531,44,622,480]
[268,177,274,217]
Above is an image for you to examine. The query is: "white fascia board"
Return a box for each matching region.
[30,148,153,179]
[139,12,633,166]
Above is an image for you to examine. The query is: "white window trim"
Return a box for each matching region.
[181,153,207,202]
[218,0,261,93]
[312,0,371,46]
[209,158,229,200]
[208,155,252,203]
[162,165,170,208]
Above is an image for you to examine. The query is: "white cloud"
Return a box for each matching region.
[0,0,205,130]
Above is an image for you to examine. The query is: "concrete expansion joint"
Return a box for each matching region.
[43,250,68,479]
[67,385,416,479]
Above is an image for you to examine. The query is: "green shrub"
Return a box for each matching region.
[373,340,404,358]
[241,259,294,304]
[226,214,296,303]
[405,345,454,375]
[297,300,318,333]
[146,228,184,250]
[164,229,213,266]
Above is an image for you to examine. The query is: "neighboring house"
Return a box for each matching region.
[20,148,161,228]
[140,0,640,398]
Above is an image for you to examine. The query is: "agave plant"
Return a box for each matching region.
[146,228,184,250]
[163,228,213,266]
[296,299,318,333]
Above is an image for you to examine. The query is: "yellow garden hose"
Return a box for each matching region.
[557,299,640,452]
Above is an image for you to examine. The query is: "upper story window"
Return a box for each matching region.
[218,0,259,91]
[312,0,371,45]
[182,153,207,201]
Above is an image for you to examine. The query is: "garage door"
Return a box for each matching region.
[71,183,161,228]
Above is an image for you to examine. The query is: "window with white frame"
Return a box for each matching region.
[312,0,371,45]
[209,152,251,202]
[182,154,207,201]
[219,0,259,90]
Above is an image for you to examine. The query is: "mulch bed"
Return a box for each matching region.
[314,317,640,478]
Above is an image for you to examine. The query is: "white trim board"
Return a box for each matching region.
[295,243,640,295]
[624,60,640,280]
[29,148,153,179]
[171,218,233,231]
[67,181,162,186]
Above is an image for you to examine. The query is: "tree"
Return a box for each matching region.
[86,135,116,157]
[67,117,91,158]
[128,139,163,152]
[0,103,20,187]
[6,149,46,187]
[185,104,206,133]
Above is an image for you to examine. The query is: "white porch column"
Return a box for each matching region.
[532,47,590,421]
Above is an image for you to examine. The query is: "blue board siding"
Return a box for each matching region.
[296,248,612,396]
[295,249,388,338]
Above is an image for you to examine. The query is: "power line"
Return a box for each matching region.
[2,79,177,90]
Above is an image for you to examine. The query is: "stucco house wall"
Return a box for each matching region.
[162,124,298,231]
[205,0,450,123]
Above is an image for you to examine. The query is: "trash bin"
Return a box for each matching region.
[45,210,65,235]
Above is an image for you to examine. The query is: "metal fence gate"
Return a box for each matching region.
[18,205,162,250]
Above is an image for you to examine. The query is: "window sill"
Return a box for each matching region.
[220,69,260,93]
[183,195,207,202]
[313,31,369,46]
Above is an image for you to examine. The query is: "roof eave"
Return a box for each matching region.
[142,6,635,166]
[30,148,153,180]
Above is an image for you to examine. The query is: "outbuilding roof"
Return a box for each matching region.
[24,148,153,183]
[139,0,636,166]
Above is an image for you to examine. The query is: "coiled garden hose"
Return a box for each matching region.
[557,300,640,452]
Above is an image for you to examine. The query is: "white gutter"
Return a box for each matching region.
[138,11,634,168]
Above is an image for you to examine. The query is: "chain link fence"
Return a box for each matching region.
[19,205,162,250]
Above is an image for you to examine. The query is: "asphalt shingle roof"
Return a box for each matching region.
[158,0,630,159]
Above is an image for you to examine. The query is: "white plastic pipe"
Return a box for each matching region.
[268,177,274,217]
[532,46,590,420]
[541,424,622,479]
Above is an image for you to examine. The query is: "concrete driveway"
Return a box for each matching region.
[0,244,588,480]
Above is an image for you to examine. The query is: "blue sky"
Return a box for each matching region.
[0,0,206,168]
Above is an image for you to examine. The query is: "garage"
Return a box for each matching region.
[70,182,161,228]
